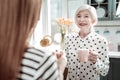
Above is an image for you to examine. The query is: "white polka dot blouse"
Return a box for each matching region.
[64,32,109,80]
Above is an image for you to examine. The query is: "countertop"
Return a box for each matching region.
[34,44,120,58]
[108,52,120,58]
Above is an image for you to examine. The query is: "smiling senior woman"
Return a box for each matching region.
[64,4,109,80]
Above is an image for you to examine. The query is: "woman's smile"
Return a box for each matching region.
[79,22,88,26]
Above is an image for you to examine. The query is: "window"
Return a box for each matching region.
[50,0,62,37]
[29,0,63,47]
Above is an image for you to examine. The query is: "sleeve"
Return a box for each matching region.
[93,38,110,76]
[34,53,60,80]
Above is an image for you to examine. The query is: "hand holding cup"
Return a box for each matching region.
[77,49,89,62]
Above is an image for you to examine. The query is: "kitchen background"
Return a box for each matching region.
[30,0,120,52]
[95,26,120,52]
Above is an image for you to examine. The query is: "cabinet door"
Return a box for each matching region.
[112,0,120,20]
[88,0,120,20]
[109,58,120,80]
[88,0,111,20]
[100,75,108,80]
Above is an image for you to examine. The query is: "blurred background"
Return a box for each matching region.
[29,0,120,80]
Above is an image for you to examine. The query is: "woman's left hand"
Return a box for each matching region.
[53,50,67,80]
[53,50,63,59]
[52,50,67,71]
[88,50,98,64]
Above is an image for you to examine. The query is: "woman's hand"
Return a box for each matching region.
[53,50,67,80]
[53,50,63,59]
[88,50,98,64]
[53,50,67,70]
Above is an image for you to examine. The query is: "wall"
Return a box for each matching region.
[95,20,120,52]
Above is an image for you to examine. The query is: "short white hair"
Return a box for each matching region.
[74,4,98,26]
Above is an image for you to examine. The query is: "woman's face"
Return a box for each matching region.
[76,10,94,32]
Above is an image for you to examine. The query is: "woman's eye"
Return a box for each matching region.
[85,15,88,18]
[77,15,81,18]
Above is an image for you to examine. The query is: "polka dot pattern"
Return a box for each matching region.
[65,32,109,80]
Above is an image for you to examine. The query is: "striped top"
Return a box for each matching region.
[18,47,60,80]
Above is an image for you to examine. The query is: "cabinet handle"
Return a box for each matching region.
[112,11,114,17]
[108,11,111,19]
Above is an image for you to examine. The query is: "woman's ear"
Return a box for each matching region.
[92,19,95,25]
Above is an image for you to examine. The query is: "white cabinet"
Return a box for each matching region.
[88,0,120,20]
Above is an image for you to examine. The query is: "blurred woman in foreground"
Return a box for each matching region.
[0,0,66,80]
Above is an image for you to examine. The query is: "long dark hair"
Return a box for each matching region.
[0,0,42,80]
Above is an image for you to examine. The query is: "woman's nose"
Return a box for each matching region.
[79,17,84,21]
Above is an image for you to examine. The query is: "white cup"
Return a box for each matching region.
[77,49,89,62]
